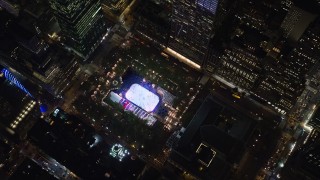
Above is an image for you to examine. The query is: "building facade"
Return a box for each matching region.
[308,107,320,131]
[167,0,219,67]
[216,47,262,90]
[49,0,106,59]
[282,130,320,179]
[280,6,316,42]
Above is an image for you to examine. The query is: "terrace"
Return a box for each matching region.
[72,38,201,158]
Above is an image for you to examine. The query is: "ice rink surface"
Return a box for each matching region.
[125,84,159,112]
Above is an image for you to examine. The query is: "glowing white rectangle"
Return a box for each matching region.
[92,7,101,18]
[125,84,159,112]
[164,48,201,70]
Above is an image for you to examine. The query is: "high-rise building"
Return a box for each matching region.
[281,129,320,179]
[308,108,320,131]
[254,19,320,114]
[49,0,107,59]
[280,6,316,42]
[101,0,131,21]
[166,0,219,68]
[134,0,171,47]
[167,94,282,179]
[216,47,262,90]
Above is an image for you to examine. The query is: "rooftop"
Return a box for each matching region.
[9,159,56,180]
[170,95,257,179]
[0,71,38,139]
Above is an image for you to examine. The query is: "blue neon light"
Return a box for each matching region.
[40,104,48,113]
[1,68,33,98]
[197,0,219,14]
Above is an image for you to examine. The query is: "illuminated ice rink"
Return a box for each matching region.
[125,84,159,112]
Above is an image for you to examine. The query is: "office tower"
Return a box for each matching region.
[0,8,77,97]
[167,95,281,179]
[216,47,262,90]
[280,6,316,42]
[12,37,81,97]
[306,62,320,96]
[134,0,171,47]
[2,45,78,98]
[282,130,320,179]
[307,108,320,131]
[167,0,219,68]
[255,19,320,114]
[49,0,106,59]
[101,0,131,20]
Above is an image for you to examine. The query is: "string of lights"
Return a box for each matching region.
[1,68,34,98]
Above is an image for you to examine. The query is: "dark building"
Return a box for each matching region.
[216,47,263,90]
[0,9,77,97]
[253,19,320,114]
[101,0,132,21]
[280,6,317,42]
[0,137,14,179]
[220,15,320,115]
[28,108,146,179]
[9,159,57,180]
[134,0,171,47]
[167,95,261,180]
[49,0,107,59]
[305,61,320,96]
[167,0,219,67]
[281,129,320,180]
[13,42,81,97]
[0,67,40,143]
[308,108,320,131]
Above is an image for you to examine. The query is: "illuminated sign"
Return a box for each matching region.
[109,144,130,162]
[1,68,33,98]
[53,108,60,117]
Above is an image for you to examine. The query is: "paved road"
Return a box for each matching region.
[19,141,81,180]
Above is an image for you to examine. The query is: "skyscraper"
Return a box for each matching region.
[280,6,316,42]
[49,0,106,59]
[282,130,320,179]
[166,0,219,68]
[307,108,320,131]
[101,0,131,20]
[216,47,262,90]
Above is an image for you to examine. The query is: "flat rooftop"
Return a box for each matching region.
[0,77,30,124]
[170,95,257,179]
[9,159,56,180]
